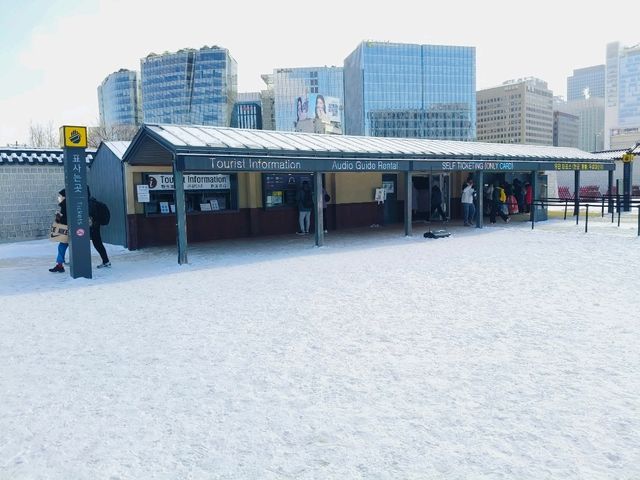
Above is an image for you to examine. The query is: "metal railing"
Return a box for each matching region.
[531,196,640,235]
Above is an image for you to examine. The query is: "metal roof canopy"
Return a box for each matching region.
[124,124,616,173]
[122,124,617,265]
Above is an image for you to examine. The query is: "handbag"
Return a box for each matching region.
[49,222,69,243]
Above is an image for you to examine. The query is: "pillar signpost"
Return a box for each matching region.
[60,125,92,279]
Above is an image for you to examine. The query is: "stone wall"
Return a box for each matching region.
[0,165,65,242]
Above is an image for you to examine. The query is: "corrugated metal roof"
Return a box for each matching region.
[137,124,608,162]
[0,148,94,165]
[102,141,131,160]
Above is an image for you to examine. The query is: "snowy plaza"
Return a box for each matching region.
[1,218,639,479]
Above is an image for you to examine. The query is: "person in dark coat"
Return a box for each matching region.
[89,197,110,268]
[430,184,447,221]
[49,189,68,272]
[296,181,313,234]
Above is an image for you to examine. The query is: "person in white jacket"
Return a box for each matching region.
[461,179,476,226]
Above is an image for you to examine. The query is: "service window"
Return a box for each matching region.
[143,173,238,215]
[262,173,313,209]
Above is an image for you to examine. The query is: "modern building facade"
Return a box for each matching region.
[98,69,141,128]
[567,65,605,101]
[344,41,476,140]
[270,66,343,132]
[560,97,605,152]
[553,110,579,148]
[140,46,237,126]
[231,102,262,130]
[605,42,640,149]
[477,78,553,145]
[260,74,276,131]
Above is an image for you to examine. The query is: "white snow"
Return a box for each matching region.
[1,217,639,479]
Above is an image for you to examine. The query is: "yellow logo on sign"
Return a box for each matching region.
[622,153,635,163]
[59,125,87,148]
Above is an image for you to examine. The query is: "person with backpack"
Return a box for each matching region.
[89,196,111,268]
[296,180,313,234]
[490,182,510,224]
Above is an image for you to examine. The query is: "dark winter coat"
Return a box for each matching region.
[56,199,68,226]
[431,186,442,205]
[297,185,313,212]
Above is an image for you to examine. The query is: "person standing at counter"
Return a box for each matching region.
[296,181,313,234]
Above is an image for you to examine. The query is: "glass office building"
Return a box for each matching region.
[567,65,605,101]
[271,66,343,131]
[344,42,476,140]
[98,69,141,128]
[141,46,237,126]
[231,102,262,130]
[605,42,640,149]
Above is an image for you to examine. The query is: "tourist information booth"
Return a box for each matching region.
[121,125,615,264]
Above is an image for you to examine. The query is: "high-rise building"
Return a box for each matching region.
[553,110,579,148]
[567,65,605,101]
[98,69,141,128]
[260,74,275,131]
[231,92,263,129]
[605,42,640,149]
[270,66,343,132]
[343,41,476,140]
[559,97,605,152]
[477,78,553,145]
[231,102,262,130]
[140,46,237,126]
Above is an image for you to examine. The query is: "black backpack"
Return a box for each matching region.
[91,198,111,226]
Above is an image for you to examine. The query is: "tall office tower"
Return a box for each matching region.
[260,74,275,131]
[605,42,640,149]
[269,66,343,132]
[553,110,579,148]
[558,97,605,152]
[477,78,553,145]
[140,46,237,126]
[343,41,476,140]
[98,69,141,128]
[567,65,605,101]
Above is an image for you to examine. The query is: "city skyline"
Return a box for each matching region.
[0,0,638,145]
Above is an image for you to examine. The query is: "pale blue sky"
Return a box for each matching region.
[1,0,638,145]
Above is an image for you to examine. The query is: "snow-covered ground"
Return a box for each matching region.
[1,217,639,479]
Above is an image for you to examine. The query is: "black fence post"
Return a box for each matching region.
[601,196,605,217]
[564,200,568,220]
[576,203,579,225]
[585,204,589,233]
[531,201,536,229]
[618,206,621,227]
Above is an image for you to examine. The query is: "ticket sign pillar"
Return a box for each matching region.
[60,125,92,279]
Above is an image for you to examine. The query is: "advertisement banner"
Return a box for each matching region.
[308,94,341,123]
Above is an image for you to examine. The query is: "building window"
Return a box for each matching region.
[142,172,238,215]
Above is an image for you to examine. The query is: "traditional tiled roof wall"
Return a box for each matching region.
[0,148,94,242]
[0,149,94,164]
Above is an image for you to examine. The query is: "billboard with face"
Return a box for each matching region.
[308,94,341,123]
